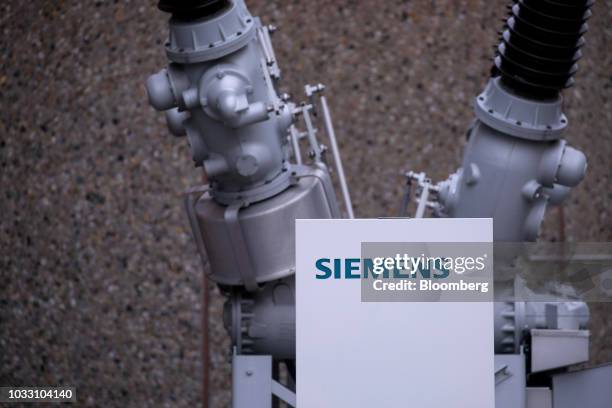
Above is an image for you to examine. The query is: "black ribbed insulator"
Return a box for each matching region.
[495,0,593,98]
[158,0,230,21]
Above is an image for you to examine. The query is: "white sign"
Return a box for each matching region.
[296,218,494,408]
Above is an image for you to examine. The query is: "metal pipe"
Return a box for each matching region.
[301,107,322,163]
[399,178,412,217]
[558,205,566,243]
[319,95,354,218]
[414,186,429,219]
[201,275,210,408]
[257,28,274,66]
[182,183,211,408]
[289,125,302,165]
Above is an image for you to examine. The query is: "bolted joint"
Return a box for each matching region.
[304,83,326,97]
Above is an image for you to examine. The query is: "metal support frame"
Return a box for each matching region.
[292,85,355,219]
[148,2,607,407]
[399,171,440,218]
[232,352,296,408]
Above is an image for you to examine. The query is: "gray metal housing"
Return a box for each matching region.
[437,78,587,242]
[146,0,295,205]
[400,59,596,408]
[193,166,338,287]
[146,3,353,406]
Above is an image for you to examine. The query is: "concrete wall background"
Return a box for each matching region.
[1,0,610,407]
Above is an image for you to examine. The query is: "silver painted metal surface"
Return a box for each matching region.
[146,2,352,406]
[231,354,296,408]
[231,353,272,408]
[319,93,354,218]
[224,277,295,359]
[192,167,334,286]
[526,388,552,408]
[400,28,594,408]
[530,329,589,373]
[474,77,567,141]
[495,353,526,408]
[552,364,612,408]
[436,120,586,241]
[147,2,296,205]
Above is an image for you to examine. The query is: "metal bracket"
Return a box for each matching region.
[291,164,341,219]
[400,171,441,218]
[495,364,513,385]
[292,84,355,218]
[225,202,258,292]
[256,24,280,80]
[183,185,211,273]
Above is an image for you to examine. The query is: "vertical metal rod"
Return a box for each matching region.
[558,205,566,243]
[289,125,302,165]
[184,188,210,270]
[225,203,258,292]
[201,275,210,408]
[399,179,412,217]
[183,179,211,408]
[415,187,429,218]
[272,362,280,408]
[301,107,322,162]
[257,28,274,66]
[263,26,278,64]
[319,95,354,218]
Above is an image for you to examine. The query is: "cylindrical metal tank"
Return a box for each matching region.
[224,276,296,359]
[195,167,337,286]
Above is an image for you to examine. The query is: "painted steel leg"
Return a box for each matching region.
[232,353,296,408]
